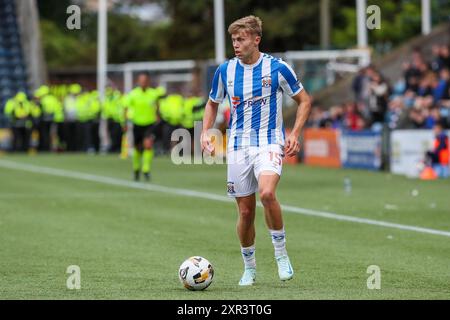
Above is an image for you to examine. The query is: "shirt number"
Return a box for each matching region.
[269,151,282,166]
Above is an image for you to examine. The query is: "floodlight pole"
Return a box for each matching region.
[356,0,368,48]
[421,0,431,35]
[97,0,108,152]
[320,0,330,49]
[97,0,107,101]
[214,0,226,64]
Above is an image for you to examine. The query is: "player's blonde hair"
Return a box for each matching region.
[228,15,262,37]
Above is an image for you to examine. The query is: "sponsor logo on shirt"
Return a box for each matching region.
[227,182,236,194]
[243,96,268,108]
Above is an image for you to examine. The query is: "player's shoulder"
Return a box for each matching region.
[261,53,293,70]
[261,53,280,62]
[270,54,292,67]
[217,58,237,71]
[262,52,278,61]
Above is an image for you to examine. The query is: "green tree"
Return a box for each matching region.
[158,0,322,58]
[331,0,450,51]
[40,19,96,69]
[37,0,72,26]
[39,0,450,68]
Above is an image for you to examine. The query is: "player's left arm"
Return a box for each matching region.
[285,89,312,157]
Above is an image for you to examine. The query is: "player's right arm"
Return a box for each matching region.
[201,99,219,154]
[201,65,226,154]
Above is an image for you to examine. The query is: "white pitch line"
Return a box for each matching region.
[1,159,450,238]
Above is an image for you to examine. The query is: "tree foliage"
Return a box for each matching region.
[38,0,450,68]
[332,0,422,51]
[40,19,96,69]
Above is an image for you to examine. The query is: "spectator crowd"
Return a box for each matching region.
[306,44,450,131]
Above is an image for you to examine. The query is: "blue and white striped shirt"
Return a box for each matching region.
[209,53,303,151]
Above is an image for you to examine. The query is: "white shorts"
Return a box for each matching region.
[226,144,284,197]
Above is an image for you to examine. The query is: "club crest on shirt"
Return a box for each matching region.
[262,76,272,88]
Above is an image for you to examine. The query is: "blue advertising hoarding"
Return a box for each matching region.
[340,130,382,170]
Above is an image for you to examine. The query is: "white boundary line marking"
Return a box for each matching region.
[1,159,450,238]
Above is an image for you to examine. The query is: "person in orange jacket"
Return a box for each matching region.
[426,123,449,178]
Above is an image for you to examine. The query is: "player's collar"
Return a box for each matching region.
[238,52,263,68]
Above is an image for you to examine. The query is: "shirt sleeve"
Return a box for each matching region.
[278,61,304,97]
[209,66,226,103]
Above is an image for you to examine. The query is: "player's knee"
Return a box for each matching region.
[259,190,276,205]
[239,207,255,222]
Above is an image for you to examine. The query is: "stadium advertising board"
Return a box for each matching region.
[340,130,382,170]
[390,130,450,177]
[0,129,12,151]
[303,128,341,168]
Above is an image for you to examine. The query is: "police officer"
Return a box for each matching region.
[4,92,32,152]
[52,86,66,152]
[34,85,61,151]
[63,84,82,151]
[182,67,205,151]
[103,88,124,153]
[159,92,184,153]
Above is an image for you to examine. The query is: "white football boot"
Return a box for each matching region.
[276,255,294,281]
[238,268,256,286]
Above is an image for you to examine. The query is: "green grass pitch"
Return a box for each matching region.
[0,153,449,299]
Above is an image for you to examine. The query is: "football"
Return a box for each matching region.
[178,256,214,291]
